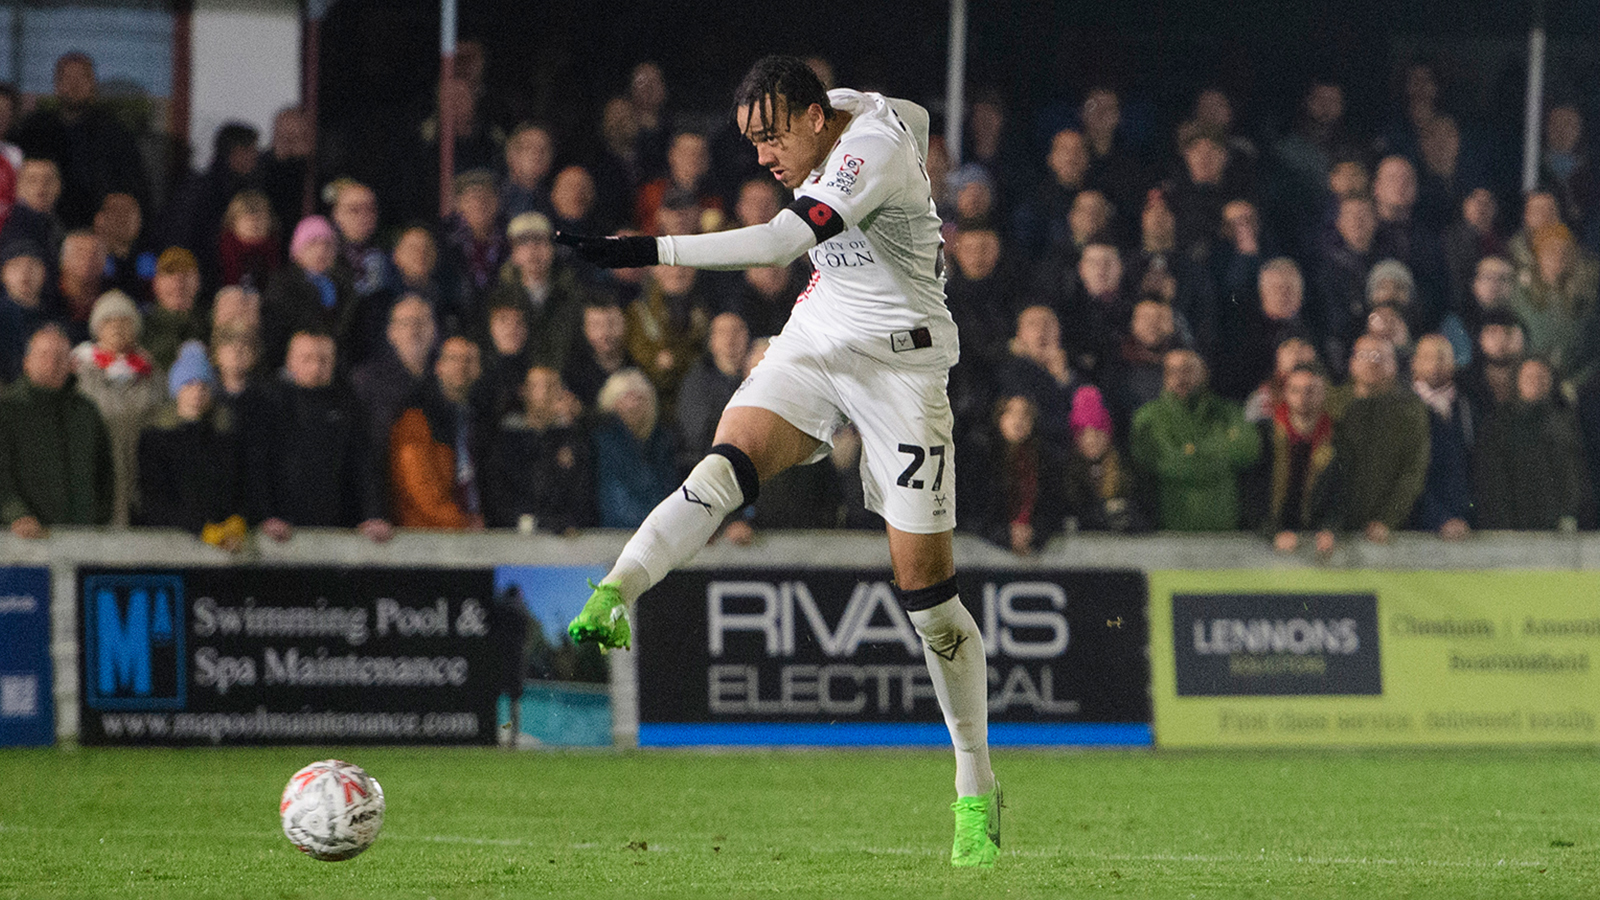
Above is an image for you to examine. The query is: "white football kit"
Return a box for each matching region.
[657,89,958,533]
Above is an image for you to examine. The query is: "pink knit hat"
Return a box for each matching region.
[1069,385,1113,438]
[289,215,337,257]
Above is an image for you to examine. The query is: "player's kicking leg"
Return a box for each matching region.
[889,526,1000,867]
[568,407,819,649]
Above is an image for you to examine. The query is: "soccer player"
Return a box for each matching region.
[558,56,999,868]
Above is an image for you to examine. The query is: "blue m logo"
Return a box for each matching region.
[83,574,185,710]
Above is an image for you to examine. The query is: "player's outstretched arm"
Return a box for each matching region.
[657,209,821,270]
[557,207,825,272]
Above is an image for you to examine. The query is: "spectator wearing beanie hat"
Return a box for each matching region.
[143,247,206,370]
[71,289,164,525]
[1064,385,1144,532]
[136,339,246,548]
[260,214,356,370]
[166,338,219,397]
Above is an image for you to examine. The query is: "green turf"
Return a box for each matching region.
[0,746,1596,899]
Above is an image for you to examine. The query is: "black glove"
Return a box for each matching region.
[553,232,659,268]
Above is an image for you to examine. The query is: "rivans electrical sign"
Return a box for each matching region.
[635,568,1151,746]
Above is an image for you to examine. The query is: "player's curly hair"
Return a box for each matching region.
[732,55,834,133]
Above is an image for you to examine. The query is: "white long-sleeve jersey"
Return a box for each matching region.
[657,89,957,371]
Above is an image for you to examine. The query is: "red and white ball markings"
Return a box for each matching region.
[280,759,385,861]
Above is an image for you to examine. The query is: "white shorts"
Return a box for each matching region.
[726,329,956,534]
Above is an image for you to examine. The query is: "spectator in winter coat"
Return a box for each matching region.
[326,179,389,309]
[0,324,113,535]
[261,216,357,370]
[209,321,263,425]
[499,122,556,220]
[1474,357,1588,530]
[439,169,508,329]
[591,368,677,528]
[625,262,715,415]
[48,229,107,343]
[996,305,1102,451]
[136,340,245,549]
[0,159,65,274]
[1509,223,1600,386]
[1129,348,1261,530]
[0,238,51,382]
[1063,385,1143,532]
[217,189,281,293]
[1247,363,1337,553]
[485,366,593,533]
[959,394,1070,555]
[387,335,485,529]
[10,52,149,228]
[1102,299,1179,441]
[141,248,205,370]
[246,330,391,542]
[1329,335,1430,542]
[1315,195,1378,371]
[483,212,586,373]
[94,192,153,304]
[674,312,749,465]
[1408,334,1474,539]
[351,293,436,453]
[563,300,637,409]
[70,290,163,525]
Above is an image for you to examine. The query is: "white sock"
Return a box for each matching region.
[908,596,995,798]
[603,453,747,604]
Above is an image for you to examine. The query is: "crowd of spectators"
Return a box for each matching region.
[2,49,1599,556]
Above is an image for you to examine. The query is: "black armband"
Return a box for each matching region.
[787,196,846,243]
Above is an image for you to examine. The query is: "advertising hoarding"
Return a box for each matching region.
[0,567,53,747]
[79,567,499,746]
[636,568,1151,746]
[1152,571,1600,747]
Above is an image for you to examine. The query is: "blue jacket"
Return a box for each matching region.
[592,415,678,528]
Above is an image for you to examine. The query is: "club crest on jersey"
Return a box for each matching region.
[825,155,864,195]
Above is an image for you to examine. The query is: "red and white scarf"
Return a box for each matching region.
[74,342,153,383]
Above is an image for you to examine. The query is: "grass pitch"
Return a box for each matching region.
[0,746,1596,899]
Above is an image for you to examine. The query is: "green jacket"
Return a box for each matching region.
[142,307,204,371]
[1130,389,1261,531]
[1331,387,1430,530]
[0,377,116,526]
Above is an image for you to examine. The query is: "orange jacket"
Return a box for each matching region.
[388,406,470,529]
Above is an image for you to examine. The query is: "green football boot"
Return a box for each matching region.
[949,784,1001,868]
[567,581,631,651]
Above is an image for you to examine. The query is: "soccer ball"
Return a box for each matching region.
[280,759,385,861]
